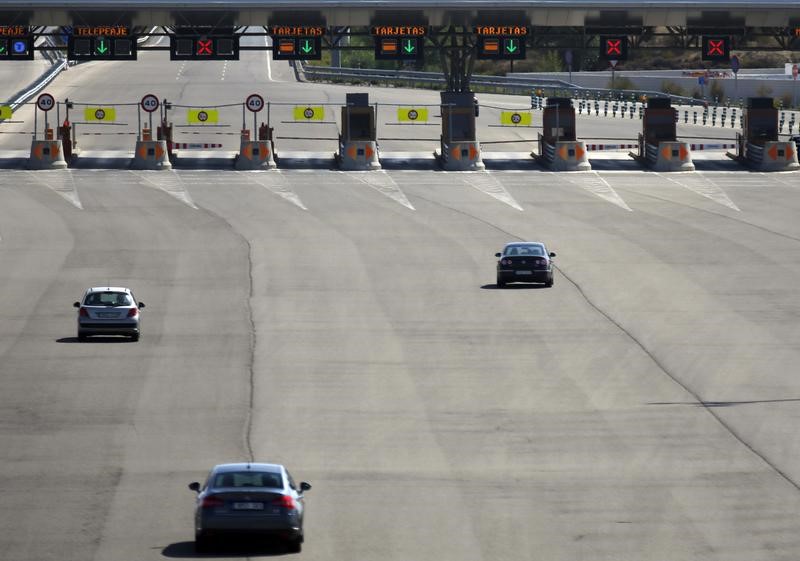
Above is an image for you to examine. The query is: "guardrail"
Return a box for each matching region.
[300,64,706,107]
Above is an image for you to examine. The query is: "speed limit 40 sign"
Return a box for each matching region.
[140,94,160,113]
[246,93,265,113]
[36,93,55,112]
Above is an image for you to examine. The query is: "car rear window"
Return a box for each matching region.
[85,292,132,306]
[213,471,283,489]
[504,245,544,256]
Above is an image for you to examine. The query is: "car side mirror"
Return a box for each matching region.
[299,482,311,492]
[73,302,80,308]
[188,482,201,492]
[549,252,556,258]
[138,302,145,308]
[495,253,501,258]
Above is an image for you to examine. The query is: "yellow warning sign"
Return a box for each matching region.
[187,109,219,124]
[397,107,429,123]
[293,106,325,121]
[0,105,12,120]
[84,107,117,122]
[500,111,532,126]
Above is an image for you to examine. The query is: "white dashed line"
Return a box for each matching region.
[236,170,307,210]
[345,171,415,210]
[656,172,741,211]
[461,172,524,211]
[562,171,632,211]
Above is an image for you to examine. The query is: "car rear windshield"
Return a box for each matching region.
[504,245,544,256]
[85,292,132,306]
[213,471,283,489]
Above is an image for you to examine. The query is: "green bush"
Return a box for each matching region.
[660,80,685,97]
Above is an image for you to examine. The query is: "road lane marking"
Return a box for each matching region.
[562,171,632,211]
[461,172,523,211]
[236,170,307,210]
[129,170,198,209]
[656,172,740,211]
[345,171,415,210]
[25,170,83,209]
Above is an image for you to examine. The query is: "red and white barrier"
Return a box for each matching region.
[689,143,737,150]
[585,144,638,151]
[169,142,224,149]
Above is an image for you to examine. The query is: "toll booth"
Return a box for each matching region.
[336,93,380,170]
[536,98,590,171]
[728,97,799,171]
[632,97,694,172]
[436,91,484,171]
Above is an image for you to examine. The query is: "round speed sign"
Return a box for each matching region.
[36,93,55,112]
[246,93,265,113]
[140,94,160,113]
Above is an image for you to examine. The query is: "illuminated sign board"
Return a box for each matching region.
[269,26,323,60]
[701,36,730,62]
[0,26,34,60]
[68,26,136,60]
[372,26,425,61]
[474,26,527,60]
[599,36,629,61]
[170,32,239,60]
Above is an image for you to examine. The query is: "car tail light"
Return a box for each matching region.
[272,495,296,509]
[126,308,138,318]
[79,307,89,317]
[201,496,225,508]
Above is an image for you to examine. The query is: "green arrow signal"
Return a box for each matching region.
[505,39,518,54]
[403,39,416,54]
[300,39,313,54]
[96,39,108,54]
[0,43,6,54]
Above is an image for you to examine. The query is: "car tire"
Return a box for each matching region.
[545,278,554,288]
[130,333,140,342]
[497,277,505,288]
[78,331,87,341]
[286,539,302,554]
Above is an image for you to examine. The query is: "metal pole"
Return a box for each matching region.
[137,106,141,141]
[34,106,37,141]
[267,102,271,128]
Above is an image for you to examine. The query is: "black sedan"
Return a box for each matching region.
[495,242,556,287]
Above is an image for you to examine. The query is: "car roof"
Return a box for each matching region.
[211,463,284,474]
[86,286,132,294]
[505,242,545,247]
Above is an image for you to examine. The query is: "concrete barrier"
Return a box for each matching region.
[337,140,380,170]
[28,139,67,169]
[539,140,591,171]
[649,141,695,172]
[437,141,484,171]
[131,140,171,170]
[235,140,277,170]
[752,141,799,172]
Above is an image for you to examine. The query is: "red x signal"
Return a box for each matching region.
[707,40,724,56]
[197,39,213,55]
[605,39,622,56]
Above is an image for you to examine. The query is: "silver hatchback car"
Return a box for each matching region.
[73,287,144,341]
[189,463,311,553]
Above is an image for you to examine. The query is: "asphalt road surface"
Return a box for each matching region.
[1,45,800,561]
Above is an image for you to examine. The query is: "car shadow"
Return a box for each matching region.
[162,540,289,558]
[481,283,548,290]
[56,336,136,343]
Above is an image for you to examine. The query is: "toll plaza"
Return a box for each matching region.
[632,97,694,172]
[336,93,380,170]
[535,98,590,171]
[436,91,484,171]
[728,98,799,171]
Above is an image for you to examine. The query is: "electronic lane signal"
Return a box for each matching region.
[474,26,527,60]
[270,26,323,61]
[702,36,731,62]
[0,26,34,60]
[600,36,629,61]
[372,26,425,61]
[68,26,137,60]
[170,32,240,60]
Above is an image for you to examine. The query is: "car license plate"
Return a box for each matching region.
[516,270,532,275]
[233,502,264,510]
[98,312,118,318]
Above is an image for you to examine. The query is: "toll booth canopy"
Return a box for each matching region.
[542,98,576,143]
[441,91,476,142]
[342,93,375,142]
[643,97,677,144]
[744,97,778,144]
